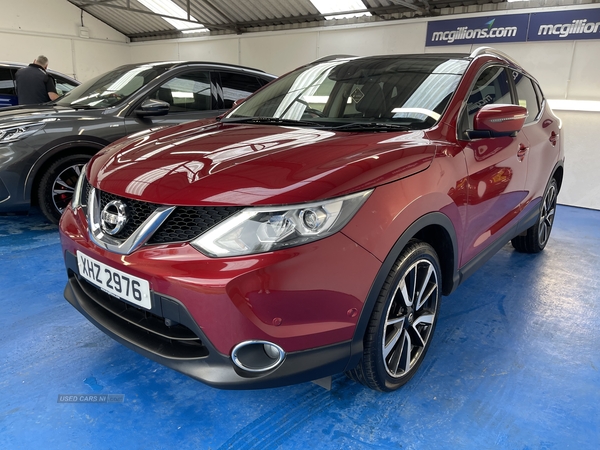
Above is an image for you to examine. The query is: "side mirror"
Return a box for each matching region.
[135,99,170,117]
[469,104,528,138]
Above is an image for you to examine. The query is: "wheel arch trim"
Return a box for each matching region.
[24,137,109,203]
[345,211,459,371]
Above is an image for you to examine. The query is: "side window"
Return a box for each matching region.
[220,72,263,109]
[149,72,211,112]
[0,68,16,107]
[512,71,541,124]
[464,66,512,129]
[0,68,15,95]
[53,75,79,97]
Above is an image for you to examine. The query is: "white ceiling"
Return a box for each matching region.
[67,0,527,41]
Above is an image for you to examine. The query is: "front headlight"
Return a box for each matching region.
[191,190,372,257]
[0,122,46,143]
[70,164,87,211]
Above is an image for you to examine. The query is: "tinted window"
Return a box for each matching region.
[149,72,211,112]
[220,72,263,108]
[0,68,15,95]
[465,66,512,129]
[52,75,79,97]
[513,71,540,124]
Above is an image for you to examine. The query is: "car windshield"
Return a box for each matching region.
[224,56,469,130]
[55,64,171,109]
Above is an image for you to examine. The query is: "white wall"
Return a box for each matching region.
[128,8,600,210]
[0,0,129,81]
[0,1,598,209]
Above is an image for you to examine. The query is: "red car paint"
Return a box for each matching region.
[60,49,564,390]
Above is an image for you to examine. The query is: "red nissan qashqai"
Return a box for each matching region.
[60,48,564,392]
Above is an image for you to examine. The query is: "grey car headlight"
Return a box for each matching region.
[0,122,46,143]
[191,190,372,257]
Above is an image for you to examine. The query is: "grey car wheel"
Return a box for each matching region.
[347,240,441,391]
[38,154,91,224]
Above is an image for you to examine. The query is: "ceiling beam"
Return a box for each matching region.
[198,0,244,33]
[388,0,427,14]
[74,1,239,32]
[71,1,443,37]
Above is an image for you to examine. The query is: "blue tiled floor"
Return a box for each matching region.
[0,205,598,449]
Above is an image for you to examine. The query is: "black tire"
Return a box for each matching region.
[38,154,91,224]
[347,240,442,392]
[511,178,558,254]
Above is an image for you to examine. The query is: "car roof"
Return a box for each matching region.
[110,60,276,78]
[315,48,520,66]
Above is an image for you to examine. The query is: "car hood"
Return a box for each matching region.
[0,104,100,124]
[89,121,437,206]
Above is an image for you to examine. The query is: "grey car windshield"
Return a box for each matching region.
[55,65,171,109]
[225,56,469,129]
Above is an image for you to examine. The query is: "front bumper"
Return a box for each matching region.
[60,205,382,388]
[64,253,353,389]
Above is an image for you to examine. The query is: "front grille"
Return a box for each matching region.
[75,274,209,359]
[84,178,240,245]
[98,190,159,240]
[149,206,242,244]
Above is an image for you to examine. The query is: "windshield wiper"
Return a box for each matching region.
[330,122,411,132]
[221,117,324,127]
[68,104,94,110]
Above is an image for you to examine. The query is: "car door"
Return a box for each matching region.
[511,71,559,204]
[459,65,530,266]
[0,67,16,107]
[125,69,217,134]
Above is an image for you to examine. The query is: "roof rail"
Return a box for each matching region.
[310,54,356,64]
[470,47,522,68]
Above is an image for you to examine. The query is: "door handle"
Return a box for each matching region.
[549,131,558,146]
[517,143,529,161]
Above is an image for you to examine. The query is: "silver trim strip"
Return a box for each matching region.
[87,187,175,255]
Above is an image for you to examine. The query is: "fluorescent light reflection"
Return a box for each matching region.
[137,0,206,32]
[548,99,600,112]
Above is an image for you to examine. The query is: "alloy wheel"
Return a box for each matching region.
[538,182,557,247]
[51,163,85,214]
[382,258,439,378]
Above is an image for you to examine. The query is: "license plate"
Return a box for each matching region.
[77,251,152,310]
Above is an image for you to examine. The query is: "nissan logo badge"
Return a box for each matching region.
[101,200,128,235]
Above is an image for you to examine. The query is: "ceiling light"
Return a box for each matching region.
[310,0,371,20]
[137,0,206,32]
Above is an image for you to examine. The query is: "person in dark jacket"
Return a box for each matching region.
[15,55,59,105]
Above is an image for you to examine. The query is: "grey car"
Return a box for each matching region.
[0,61,275,223]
